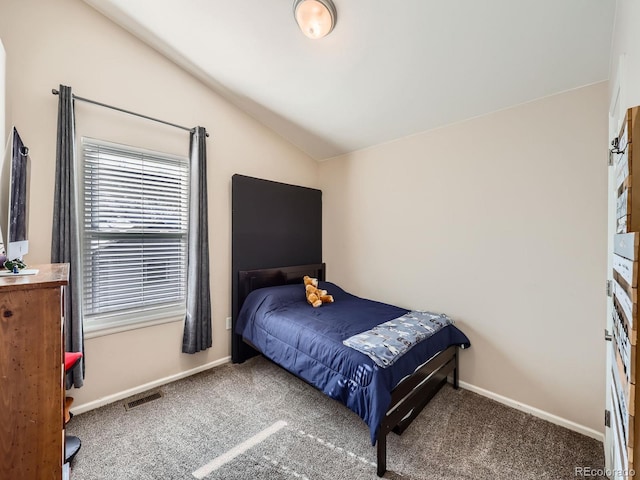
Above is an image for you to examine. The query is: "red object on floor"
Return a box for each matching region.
[64,352,83,372]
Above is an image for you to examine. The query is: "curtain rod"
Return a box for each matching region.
[51,89,209,137]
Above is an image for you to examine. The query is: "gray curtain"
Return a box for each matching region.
[182,126,212,353]
[51,84,84,388]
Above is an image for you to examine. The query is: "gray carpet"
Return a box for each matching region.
[67,356,605,479]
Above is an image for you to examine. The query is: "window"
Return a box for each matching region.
[81,138,189,333]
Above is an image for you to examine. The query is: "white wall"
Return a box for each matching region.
[0,38,5,151]
[319,82,608,435]
[0,0,317,408]
[609,0,640,120]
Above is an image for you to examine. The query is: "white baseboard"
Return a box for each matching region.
[459,381,604,442]
[71,356,232,415]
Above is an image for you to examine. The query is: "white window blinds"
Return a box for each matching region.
[81,138,189,331]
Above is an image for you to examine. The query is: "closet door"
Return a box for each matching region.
[607,60,640,477]
[605,90,619,476]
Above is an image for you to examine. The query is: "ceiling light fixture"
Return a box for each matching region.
[293,0,337,39]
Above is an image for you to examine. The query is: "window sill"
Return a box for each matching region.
[84,311,185,339]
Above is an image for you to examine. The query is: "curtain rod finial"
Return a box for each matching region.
[52,89,60,95]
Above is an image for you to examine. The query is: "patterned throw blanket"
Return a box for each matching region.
[342,311,452,368]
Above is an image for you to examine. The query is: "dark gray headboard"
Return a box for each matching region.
[231,174,322,363]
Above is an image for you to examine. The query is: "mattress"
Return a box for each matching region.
[235,281,471,444]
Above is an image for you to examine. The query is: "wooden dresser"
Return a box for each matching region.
[0,264,69,480]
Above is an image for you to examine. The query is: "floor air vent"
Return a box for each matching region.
[124,391,163,411]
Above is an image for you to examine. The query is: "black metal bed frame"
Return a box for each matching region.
[234,263,460,477]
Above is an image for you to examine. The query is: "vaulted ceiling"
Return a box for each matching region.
[84,0,616,160]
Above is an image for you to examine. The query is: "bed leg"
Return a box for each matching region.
[453,349,459,389]
[377,433,387,477]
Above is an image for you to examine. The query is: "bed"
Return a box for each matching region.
[234,263,471,476]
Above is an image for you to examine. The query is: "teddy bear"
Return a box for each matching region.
[303,275,334,308]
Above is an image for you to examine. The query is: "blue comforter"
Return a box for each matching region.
[235,281,471,444]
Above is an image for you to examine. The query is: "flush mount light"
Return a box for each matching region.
[293,0,337,39]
